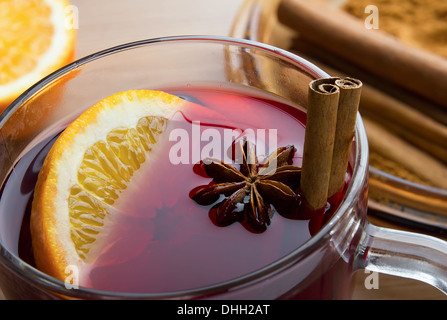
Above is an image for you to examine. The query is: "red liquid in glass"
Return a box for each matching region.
[0,87,352,298]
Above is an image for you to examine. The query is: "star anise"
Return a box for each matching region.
[190,139,302,232]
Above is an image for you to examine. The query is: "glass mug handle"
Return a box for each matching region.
[354,222,447,294]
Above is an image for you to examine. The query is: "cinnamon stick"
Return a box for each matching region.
[301,78,339,211]
[364,118,447,189]
[360,95,447,164]
[278,0,447,110]
[328,78,362,197]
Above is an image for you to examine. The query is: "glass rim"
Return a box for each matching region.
[0,35,369,299]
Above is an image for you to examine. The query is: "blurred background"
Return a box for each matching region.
[1,0,446,300]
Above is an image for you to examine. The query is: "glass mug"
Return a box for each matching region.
[0,36,446,300]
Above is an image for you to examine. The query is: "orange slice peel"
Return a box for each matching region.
[31,90,190,282]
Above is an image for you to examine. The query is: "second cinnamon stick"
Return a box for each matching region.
[328,78,362,197]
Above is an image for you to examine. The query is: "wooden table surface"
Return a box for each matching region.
[1,0,445,300]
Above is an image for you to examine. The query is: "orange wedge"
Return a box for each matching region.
[0,0,76,112]
[30,90,191,283]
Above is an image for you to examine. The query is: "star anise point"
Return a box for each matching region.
[191,139,302,232]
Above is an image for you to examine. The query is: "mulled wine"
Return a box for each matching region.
[1,86,350,297]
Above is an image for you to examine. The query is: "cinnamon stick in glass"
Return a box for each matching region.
[301,78,339,211]
[328,78,362,198]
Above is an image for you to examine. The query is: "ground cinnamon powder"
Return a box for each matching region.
[344,0,447,59]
